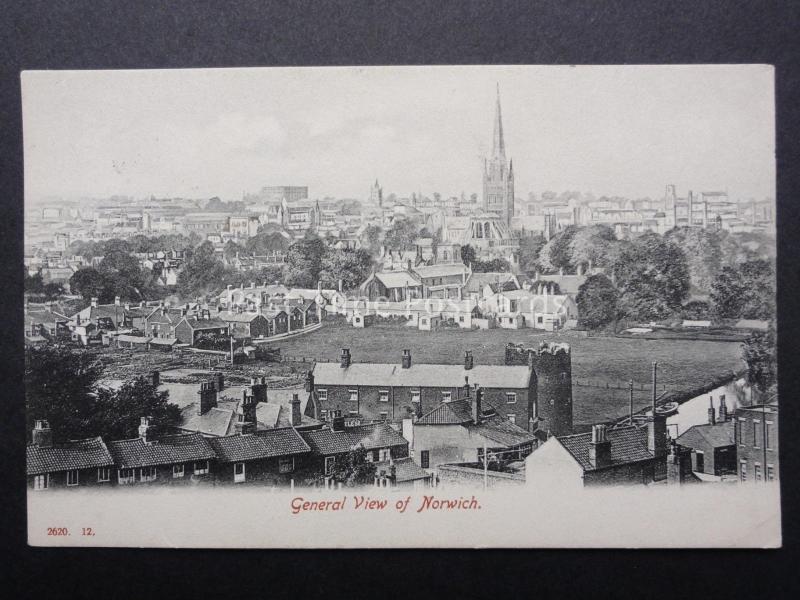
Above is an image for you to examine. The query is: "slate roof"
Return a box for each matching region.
[27,437,114,475]
[463,272,519,294]
[313,362,532,390]
[301,423,408,456]
[676,420,735,450]
[374,271,422,289]
[472,418,538,447]
[374,457,432,482]
[217,311,266,323]
[26,310,69,328]
[108,433,215,468]
[208,428,310,463]
[179,402,238,437]
[181,316,228,330]
[556,426,653,472]
[414,264,469,280]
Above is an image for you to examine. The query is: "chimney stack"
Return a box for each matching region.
[648,414,668,459]
[401,349,412,369]
[138,416,152,443]
[32,420,53,448]
[198,381,218,415]
[471,385,483,424]
[241,390,257,424]
[290,393,302,427]
[250,377,267,403]
[305,371,315,392]
[718,395,728,422]
[90,297,98,308]
[588,424,612,468]
[332,415,346,432]
[340,348,351,369]
[114,296,121,306]
[149,370,160,388]
[215,371,224,392]
[708,396,717,425]
[464,350,474,370]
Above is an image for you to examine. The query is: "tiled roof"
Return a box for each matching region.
[301,423,408,456]
[26,310,69,327]
[677,420,734,450]
[209,428,310,463]
[179,402,237,437]
[464,272,519,294]
[217,311,266,323]
[414,264,469,279]
[374,457,432,482]
[108,433,215,468]
[557,426,653,472]
[472,417,538,447]
[416,399,474,425]
[27,437,114,475]
[374,271,422,289]
[313,362,532,390]
[181,316,228,330]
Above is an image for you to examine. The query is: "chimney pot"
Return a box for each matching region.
[588,424,612,468]
[464,350,474,370]
[340,348,351,369]
[290,393,302,427]
[708,396,717,425]
[401,349,412,369]
[718,395,728,422]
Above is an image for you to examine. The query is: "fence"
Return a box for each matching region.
[573,378,669,392]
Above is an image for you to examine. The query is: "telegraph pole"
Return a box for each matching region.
[629,379,634,424]
[651,361,658,416]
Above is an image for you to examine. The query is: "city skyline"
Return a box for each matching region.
[22,65,775,204]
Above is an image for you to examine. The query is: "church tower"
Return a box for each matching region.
[483,84,515,226]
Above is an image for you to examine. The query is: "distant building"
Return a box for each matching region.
[369,179,383,207]
[259,186,309,204]
[735,402,779,483]
[675,395,736,479]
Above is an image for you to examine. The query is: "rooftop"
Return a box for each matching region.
[209,428,310,463]
[301,422,408,456]
[556,426,653,472]
[107,433,216,468]
[27,437,114,475]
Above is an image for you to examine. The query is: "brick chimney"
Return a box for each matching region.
[332,415,346,432]
[340,348,351,369]
[718,395,728,422]
[90,297,98,308]
[305,371,315,392]
[648,414,668,459]
[464,350,474,370]
[149,370,160,388]
[198,381,218,415]
[32,419,53,447]
[708,396,716,425]
[250,377,268,403]
[471,385,483,424]
[401,349,412,369]
[290,393,302,427]
[588,424,612,468]
[241,390,257,424]
[215,371,224,392]
[138,416,152,443]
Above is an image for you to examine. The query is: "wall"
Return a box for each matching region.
[436,464,525,490]
[27,467,113,490]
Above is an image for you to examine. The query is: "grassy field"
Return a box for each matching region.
[270,322,746,425]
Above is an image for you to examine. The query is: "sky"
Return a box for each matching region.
[22,65,775,204]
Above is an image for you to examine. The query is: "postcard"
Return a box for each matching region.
[23,65,780,548]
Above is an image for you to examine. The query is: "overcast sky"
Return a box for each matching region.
[22,65,775,203]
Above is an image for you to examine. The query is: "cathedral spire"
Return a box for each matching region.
[492,83,505,159]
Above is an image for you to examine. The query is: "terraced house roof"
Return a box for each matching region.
[556,426,653,472]
[27,437,114,475]
[301,423,408,456]
[108,433,216,468]
[209,428,310,463]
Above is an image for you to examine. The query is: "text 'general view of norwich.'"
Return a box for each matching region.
[24,70,777,495]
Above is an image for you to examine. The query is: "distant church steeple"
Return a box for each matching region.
[483,84,515,226]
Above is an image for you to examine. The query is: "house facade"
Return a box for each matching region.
[735,402,779,483]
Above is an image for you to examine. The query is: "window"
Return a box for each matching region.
[317,389,328,401]
[324,456,335,475]
[348,389,358,402]
[753,420,761,448]
[459,316,464,323]
[118,468,135,485]
[348,410,359,416]
[66,470,79,486]
[754,463,762,482]
[442,391,452,402]
[234,462,246,483]
[97,467,110,482]
[379,448,391,462]
[537,316,543,324]
[194,461,209,475]
[507,414,516,424]
[279,457,295,474]
[237,413,245,423]
[766,421,773,450]
[767,465,775,481]
[506,392,517,404]
[320,409,328,420]
[411,389,421,403]
[379,390,389,402]
[738,418,747,446]
[173,464,184,479]
[695,451,705,473]
[740,461,747,482]
[379,411,388,421]
[140,466,157,482]
[33,474,48,490]
[420,451,430,469]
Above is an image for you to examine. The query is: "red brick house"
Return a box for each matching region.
[735,401,779,483]
[174,314,230,346]
[218,310,271,339]
[27,420,115,490]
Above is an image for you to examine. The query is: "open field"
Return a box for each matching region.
[269,323,747,425]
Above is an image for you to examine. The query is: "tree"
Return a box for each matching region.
[741,327,777,401]
[682,300,711,320]
[330,445,377,487]
[194,331,231,352]
[383,218,419,251]
[246,231,290,255]
[576,274,619,329]
[25,345,103,442]
[69,267,107,301]
[284,234,327,287]
[460,244,477,266]
[24,271,44,295]
[93,377,182,441]
[517,233,546,274]
[42,282,64,300]
[177,241,227,297]
[223,240,246,261]
[318,248,373,290]
[710,259,775,320]
[664,227,723,293]
[568,224,617,270]
[472,258,510,273]
[359,224,383,256]
[612,232,690,321]
[538,225,579,272]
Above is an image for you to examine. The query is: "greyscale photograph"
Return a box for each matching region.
[22,66,778,545]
